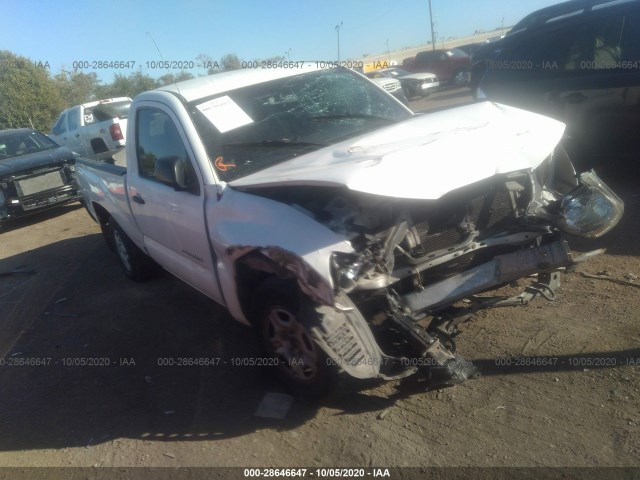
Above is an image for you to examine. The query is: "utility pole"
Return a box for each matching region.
[335,21,343,61]
[285,48,292,61]
[386,38,390,61]
[428,0,437,51]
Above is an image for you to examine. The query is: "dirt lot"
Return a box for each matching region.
[0,89,638,478]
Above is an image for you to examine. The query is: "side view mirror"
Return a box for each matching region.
[155,155,199,194]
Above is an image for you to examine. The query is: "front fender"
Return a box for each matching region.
[207,186,353,324]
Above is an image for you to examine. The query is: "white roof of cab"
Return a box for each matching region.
[156,62,324,103]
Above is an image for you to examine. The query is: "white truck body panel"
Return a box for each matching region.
[77,69,567,325]
[230,102,566,200]
[74,66,624,386]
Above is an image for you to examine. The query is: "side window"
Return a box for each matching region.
[83,107,95,125]
[498,22,587,78]
[136,108,198,192]
[52,113,67,135]
[501,11,639,78]
[67,109,79,131]
[619,12,640,62]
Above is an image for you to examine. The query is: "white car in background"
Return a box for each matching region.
[376,67,440,99]
[363,71,409,105]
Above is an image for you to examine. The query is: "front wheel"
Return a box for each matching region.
[252,278,334,398]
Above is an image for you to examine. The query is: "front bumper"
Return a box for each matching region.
[418,80,440,94]
[401,239,573,314]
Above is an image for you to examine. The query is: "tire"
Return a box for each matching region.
[453,68,470,87]
[252,277,334,398]
[402,87,414,101]
[110,219,157,282]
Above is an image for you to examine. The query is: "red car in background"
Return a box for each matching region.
[403,48,471,87]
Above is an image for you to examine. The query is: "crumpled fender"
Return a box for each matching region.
[207,186,353,324]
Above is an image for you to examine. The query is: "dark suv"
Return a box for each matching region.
[475,0,640,169]
[403,48,471,86]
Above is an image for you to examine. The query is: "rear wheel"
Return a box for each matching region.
[252,278,334,398]
[110,218,157,282]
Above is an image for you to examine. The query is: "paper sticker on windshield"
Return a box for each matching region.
[196,95,253,133]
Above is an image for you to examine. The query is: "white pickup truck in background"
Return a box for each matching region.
[50,97,131,160]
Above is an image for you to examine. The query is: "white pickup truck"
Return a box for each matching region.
[76,64,623,396]
[50,97,131,160]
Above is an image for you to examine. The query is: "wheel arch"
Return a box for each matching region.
[233,248,335,326]
[93,202,116,251]
[233,249,388,381]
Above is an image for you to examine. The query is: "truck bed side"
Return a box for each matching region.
[75,158,142,248]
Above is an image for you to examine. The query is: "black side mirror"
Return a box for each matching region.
[155,155,199,194]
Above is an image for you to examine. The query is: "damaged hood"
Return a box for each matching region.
[229,101,566,200]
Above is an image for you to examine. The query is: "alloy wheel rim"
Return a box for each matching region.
[265,306,319,382]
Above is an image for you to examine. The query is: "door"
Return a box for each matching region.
[127,103,223,303]
[482,6,640,167]
[65,106,87,155]
[50,112,67,146]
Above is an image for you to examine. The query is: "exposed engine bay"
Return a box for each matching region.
[242,146,624,384]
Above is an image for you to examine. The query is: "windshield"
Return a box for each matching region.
[0,130,59,160]
[188,68,413,182]
[448,48,469,58]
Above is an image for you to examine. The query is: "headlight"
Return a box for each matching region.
[331,252,370,293]
[559,171,623,238]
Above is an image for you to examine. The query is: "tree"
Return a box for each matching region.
[157,71,195,86]
[96,71,158,99]
[197,53,222,75]
[220,53,243,71]
[53,70,101,107]
[260,55,286,64]
[0,50,64,131]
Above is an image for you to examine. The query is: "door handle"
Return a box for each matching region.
[132,194,145,205]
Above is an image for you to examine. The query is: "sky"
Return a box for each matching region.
[3,0,563,83]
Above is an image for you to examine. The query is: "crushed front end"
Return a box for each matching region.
[261,145,623,385]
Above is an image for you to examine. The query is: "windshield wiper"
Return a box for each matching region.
[308,114,395,124]
[221,139,327,148]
